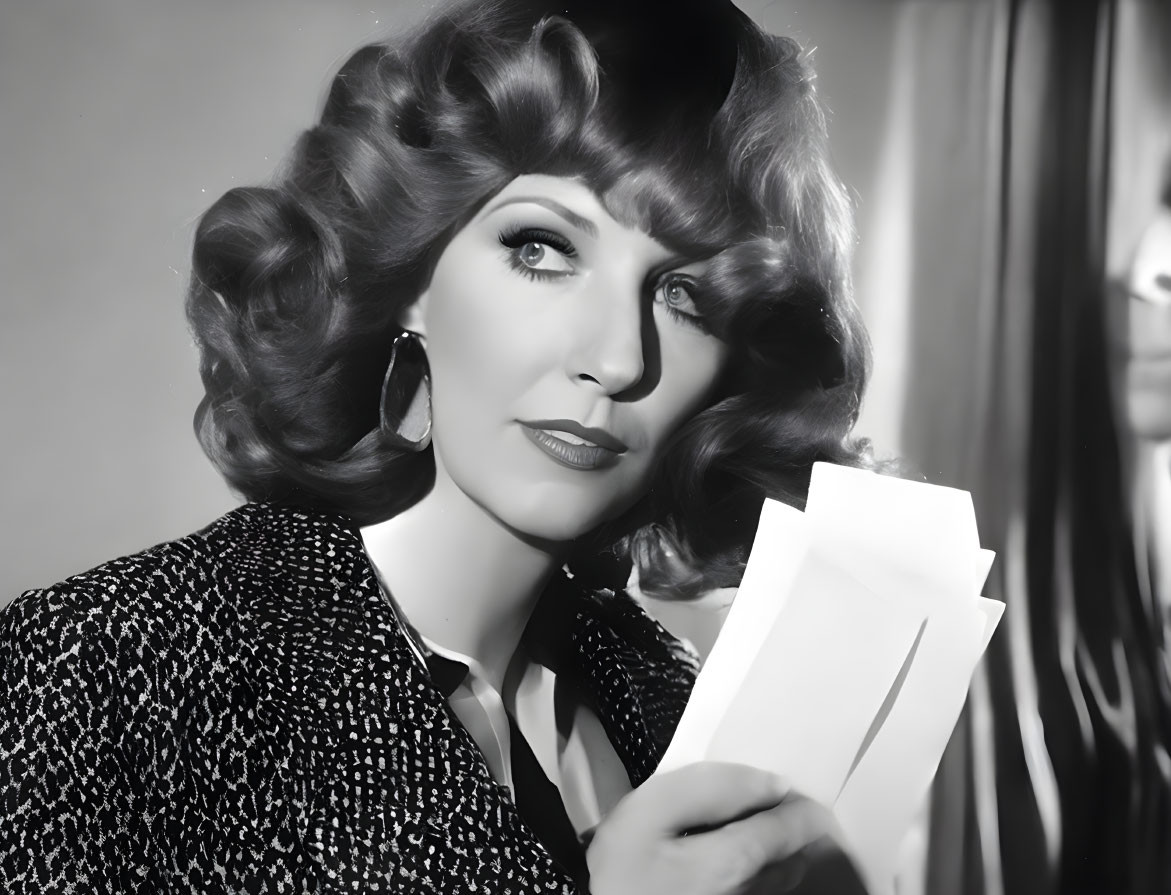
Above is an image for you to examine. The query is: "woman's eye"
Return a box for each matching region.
[655,275,706,328]
[499,228,576,277]
[516,241,573,273]
[655,274,707,335]
[517,242,547,268]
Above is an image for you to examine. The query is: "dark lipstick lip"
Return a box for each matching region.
[519,425,622,471]
[517,419,629,453]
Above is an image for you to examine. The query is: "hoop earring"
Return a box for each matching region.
[379,330,432,452]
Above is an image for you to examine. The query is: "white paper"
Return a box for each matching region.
[704,555,926,806]
[659,498,809,771]
[654,462,1003,894]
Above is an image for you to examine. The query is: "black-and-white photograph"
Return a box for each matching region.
[2,1,1169,892]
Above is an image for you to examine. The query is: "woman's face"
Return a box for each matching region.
[404,174,729,543]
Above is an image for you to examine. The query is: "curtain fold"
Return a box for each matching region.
[893,0,1171,892]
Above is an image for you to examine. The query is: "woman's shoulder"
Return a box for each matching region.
[5,504,252,639]
[9,501,358,606]
[1,502,367,688]
[0,503,385,891]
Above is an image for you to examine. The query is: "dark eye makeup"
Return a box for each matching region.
[498,226,577,279]
[654,273,710,333]
[496,224,712,334]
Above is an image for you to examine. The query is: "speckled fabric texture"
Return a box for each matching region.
[0,503,699,894]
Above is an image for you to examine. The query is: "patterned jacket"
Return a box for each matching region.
[0,503,699,894]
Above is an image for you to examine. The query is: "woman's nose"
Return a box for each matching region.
[566,275,646,395]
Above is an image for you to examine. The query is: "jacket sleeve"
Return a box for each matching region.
[0,586,157,893]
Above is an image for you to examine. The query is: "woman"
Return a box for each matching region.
[0,0,872,891]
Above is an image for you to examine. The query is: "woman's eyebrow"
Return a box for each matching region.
[485,196,599,237]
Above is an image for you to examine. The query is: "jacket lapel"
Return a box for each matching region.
[524,574,700,787]
[236,503,697,889]
[236,503,572,891]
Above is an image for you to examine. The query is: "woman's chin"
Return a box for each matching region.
[483,491,636,549]
[500,510,614,548]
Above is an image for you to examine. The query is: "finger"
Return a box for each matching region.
[630,762,790,834]
[680,796,838,891]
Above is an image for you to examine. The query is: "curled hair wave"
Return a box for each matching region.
[187,0,875,597]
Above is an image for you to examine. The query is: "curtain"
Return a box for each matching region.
[862,1,1171,892]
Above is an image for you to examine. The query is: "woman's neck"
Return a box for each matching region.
[360,468,564,689]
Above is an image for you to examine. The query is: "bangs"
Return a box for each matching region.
[597,165,744,259]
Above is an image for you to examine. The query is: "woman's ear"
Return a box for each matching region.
[399,290,429,339]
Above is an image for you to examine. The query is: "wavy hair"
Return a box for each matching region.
[186,0,873,597]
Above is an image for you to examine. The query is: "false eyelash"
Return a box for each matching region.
[497,226,577,281]
[497,226,577,257]
[656,274,712,334]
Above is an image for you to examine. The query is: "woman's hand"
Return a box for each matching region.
[585,762,864,895]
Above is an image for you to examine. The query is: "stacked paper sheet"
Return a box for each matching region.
[655,462,1003,893]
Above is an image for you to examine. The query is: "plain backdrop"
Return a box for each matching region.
[0,0,903,602]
